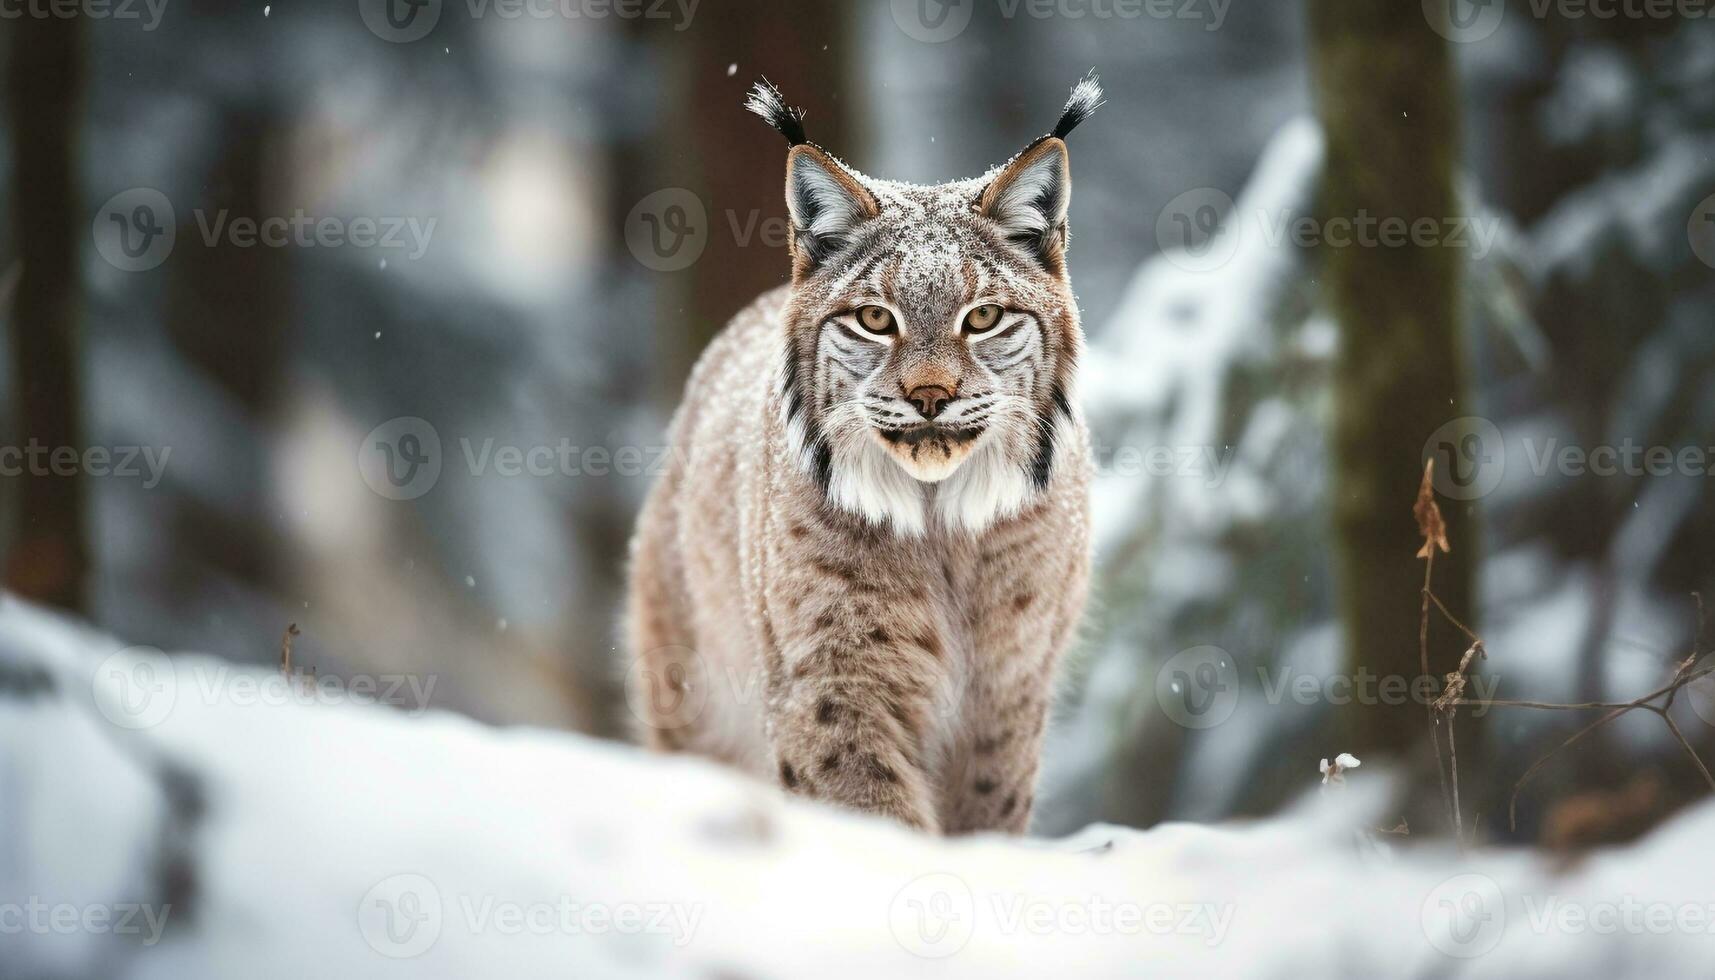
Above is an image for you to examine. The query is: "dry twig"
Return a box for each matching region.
[279,622,301,675]
[1414,462,1457,835]
[1414,457,1713,836]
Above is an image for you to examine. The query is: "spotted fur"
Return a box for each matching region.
[626,76,1101,834]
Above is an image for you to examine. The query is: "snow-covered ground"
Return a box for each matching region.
[5,595,1713,979]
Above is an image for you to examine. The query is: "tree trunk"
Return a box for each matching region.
[160,107,293,598]
[1307,2,1481,828]
[650,0,858,390]
[4,17,88,614]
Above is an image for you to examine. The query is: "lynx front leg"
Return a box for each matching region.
[945,652,1054,835]
[626,479,727,756]
[944,531,1085,835]
[765,573,948,832]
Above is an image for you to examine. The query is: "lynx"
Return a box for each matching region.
[625,76,1101,834]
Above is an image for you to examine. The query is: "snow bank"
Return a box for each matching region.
[3,595,1713,979]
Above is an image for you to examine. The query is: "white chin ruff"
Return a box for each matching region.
[823,436,1036,537]
[783,391,1056,537]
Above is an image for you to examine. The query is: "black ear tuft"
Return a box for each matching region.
[1051,70,1105,140]
[744,78,808,147]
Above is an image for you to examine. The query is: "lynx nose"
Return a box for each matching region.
[906,385,954,420]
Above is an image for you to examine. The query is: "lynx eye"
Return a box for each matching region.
[853,305,898,339]
[963,304,1004,336]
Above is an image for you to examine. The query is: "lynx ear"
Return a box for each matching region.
[978,138,1072,271]
[979,71,1102,272]
[785,145,880,276]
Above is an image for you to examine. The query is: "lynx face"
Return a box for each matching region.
[761,94,1094,537]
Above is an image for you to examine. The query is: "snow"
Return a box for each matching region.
[5,596,1715,978]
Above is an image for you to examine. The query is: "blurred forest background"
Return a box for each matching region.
[2,0,1713,843]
